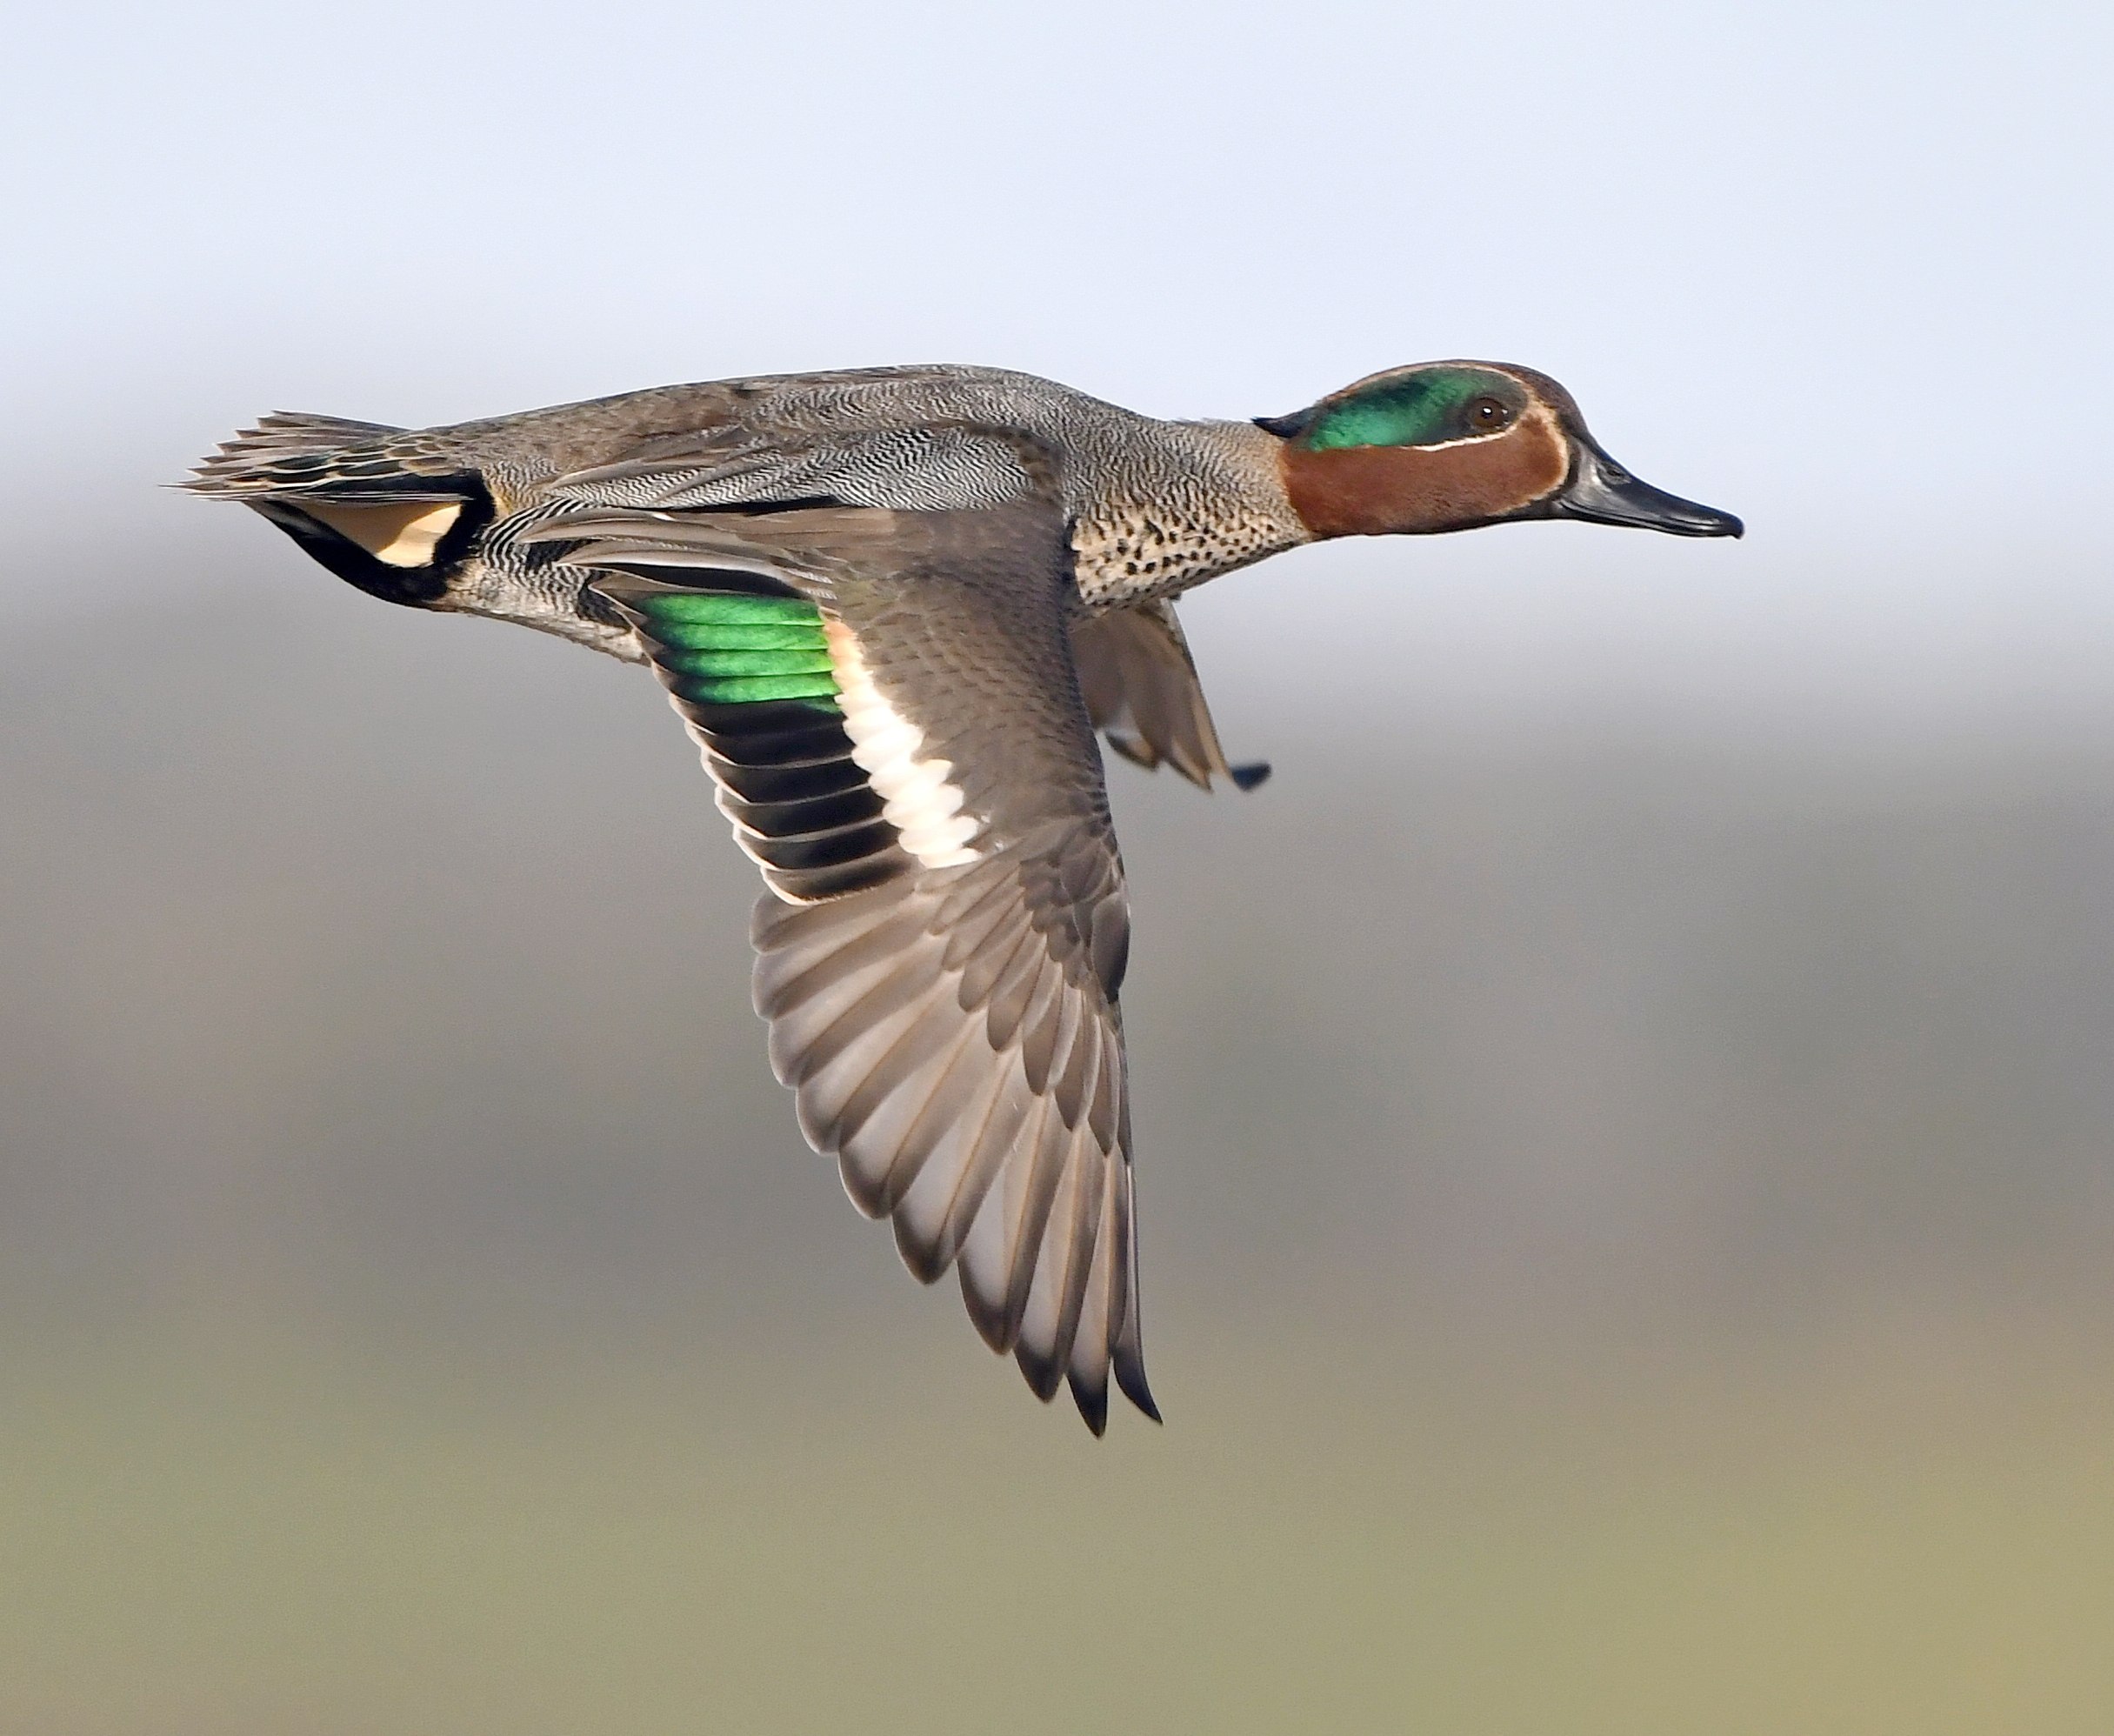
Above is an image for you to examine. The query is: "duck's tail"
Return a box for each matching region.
[183,411,413,498]
[184,412,492,607]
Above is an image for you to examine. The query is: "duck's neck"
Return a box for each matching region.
[1067,418,1312,609]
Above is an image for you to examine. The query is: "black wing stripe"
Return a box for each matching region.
[712,756,873,805]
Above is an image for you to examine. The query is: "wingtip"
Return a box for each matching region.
[1071,1380,1110,1437]
[1113,1348,1162,1424]
[959,1262,1015,1353]
[893,1218,954,1286]
[1016,1339,1069,1405]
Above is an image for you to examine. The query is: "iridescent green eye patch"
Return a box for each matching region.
[1303,368,1512,451]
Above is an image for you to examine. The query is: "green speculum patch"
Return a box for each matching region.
[1303,369,1502,451]
[630,591,843,708]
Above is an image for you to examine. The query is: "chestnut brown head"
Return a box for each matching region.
[1260,362,1743,542]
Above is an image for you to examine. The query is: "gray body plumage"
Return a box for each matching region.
[191,364,1308,650]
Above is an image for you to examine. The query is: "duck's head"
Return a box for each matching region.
[1258,362,1742,542]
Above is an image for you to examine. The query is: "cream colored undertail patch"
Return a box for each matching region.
[824,618,981,868]
[300,499,462,567]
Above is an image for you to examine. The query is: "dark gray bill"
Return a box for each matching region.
[1550,440,1744,537]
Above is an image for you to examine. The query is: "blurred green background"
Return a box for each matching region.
[4,576,2111,1733]
[6,1,2114,1729]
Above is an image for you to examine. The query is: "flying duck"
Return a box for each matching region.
[189,361,1741,1431]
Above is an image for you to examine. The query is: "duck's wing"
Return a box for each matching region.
[549,411,1270,791]
[1071,603,1270,791]
[541,498,1157,1432]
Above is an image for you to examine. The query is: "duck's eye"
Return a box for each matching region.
[1469,396,1513,431]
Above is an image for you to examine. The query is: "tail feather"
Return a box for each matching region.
[183,411,433,499]
[186,412,490,608]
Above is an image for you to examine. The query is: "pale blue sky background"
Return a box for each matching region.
[3,0,2110,732]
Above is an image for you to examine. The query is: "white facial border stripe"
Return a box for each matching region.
[824,618,981,868]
